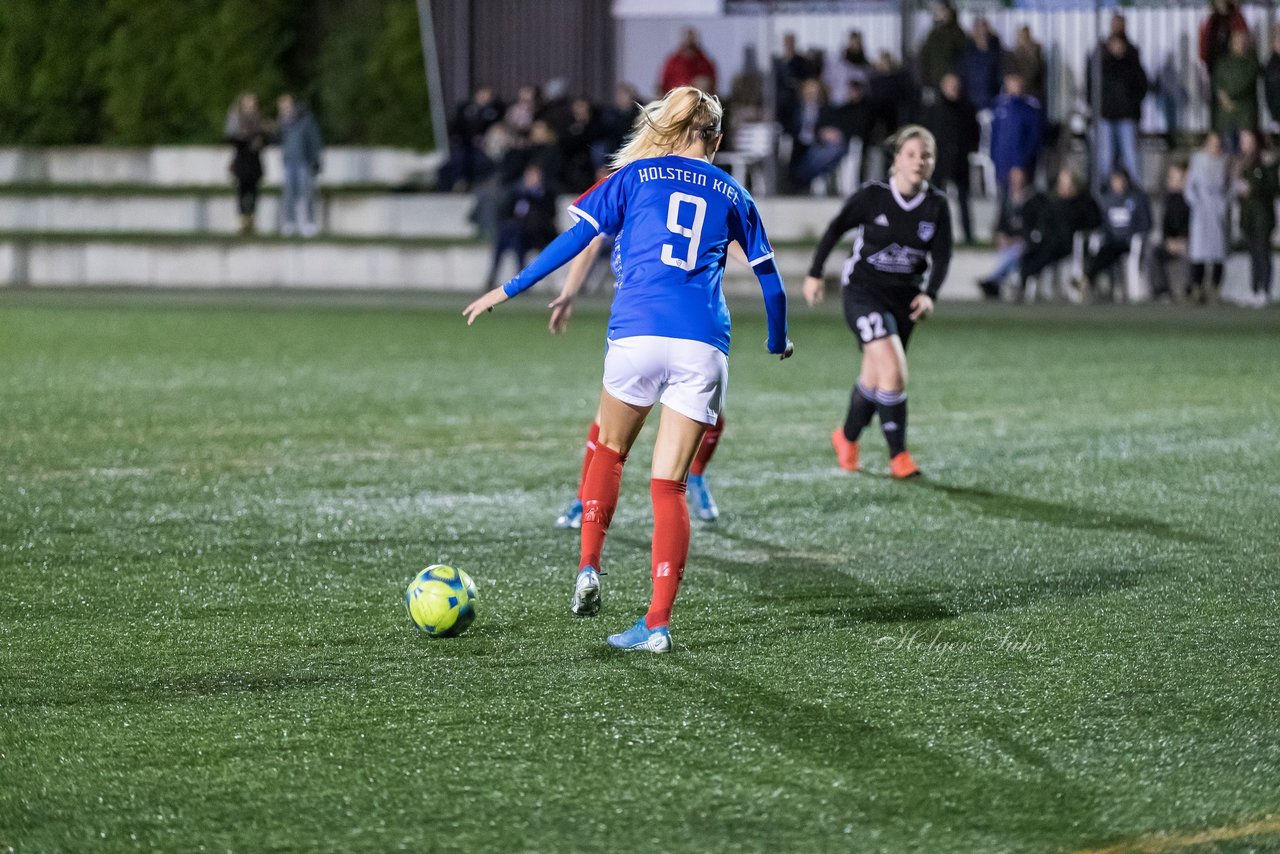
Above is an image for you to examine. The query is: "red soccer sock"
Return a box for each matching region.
[579,443,626,572]
[689,414,724,477]
[576,421,600,500]
[645,478,690,629]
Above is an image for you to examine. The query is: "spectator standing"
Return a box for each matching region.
[224,93,267,236]
[990,72,1045,199]
[1090,32,1148,190]
[918,1,966,96]
[1185,131,1231,303]
[659,28,717,94]
[923,73,981,243]
[727,46,765,122]
[1078,168,1152,301]
[1017,169,1101,298]
[829,30,872,99]
[774,32,819,126]
[1212,31,1260,151]
[868,51,920,164]
[959,18,1003,111]
[977,166,1047,298]
[1263,26,1280,127]
[600,83,643,159]
[275,93,324,238]
[1234,130,1278,306]
[1147,162,1192,301]
[561,98,605,193]
[1004,25,1047,104]
[484,164,558,291]
[1199,0,1250,76]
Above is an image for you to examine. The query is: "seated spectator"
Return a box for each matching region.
[923,72,980,243]
[1146,162,1192,301]
[504,86,541,136]
[727,46,765,122]
[960,17,1003,111]
[484,164,558,290]
[793,79,875,187]
[659,27,717,94]
[1234,129,1278,307]
[990,72,1045,201]
[784,78,827,192]
[977,166,1046,298]
[1077,168,1152,301]
[438,87,503,192]
[1018,169,1101,298]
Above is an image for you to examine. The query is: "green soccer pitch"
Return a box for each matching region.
[2,289,1278,853]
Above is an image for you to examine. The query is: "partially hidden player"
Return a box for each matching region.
[802,125,952,479]
[548,233,747,528]
[465,86,792,652]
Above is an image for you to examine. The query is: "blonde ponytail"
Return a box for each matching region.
[609,86,724,170]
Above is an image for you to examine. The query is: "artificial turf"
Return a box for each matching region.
[1,289,1278,853]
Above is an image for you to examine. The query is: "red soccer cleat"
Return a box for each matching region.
[889,451,921,479]
[831,429,859,471]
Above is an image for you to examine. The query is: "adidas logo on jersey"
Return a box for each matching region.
[873,214,890,226]
[866,243,924,274]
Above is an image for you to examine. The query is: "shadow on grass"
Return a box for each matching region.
[914,480,1218,546]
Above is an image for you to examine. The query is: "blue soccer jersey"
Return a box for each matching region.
[567,156,777,354]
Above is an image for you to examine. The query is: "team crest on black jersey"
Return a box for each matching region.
[866,243,924,274]
[918,221,935,241]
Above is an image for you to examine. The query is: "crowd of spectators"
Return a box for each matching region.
[441,3,1280,303]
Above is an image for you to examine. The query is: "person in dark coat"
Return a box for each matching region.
[918,1,966,94]
[1146,162,1192,301]
[1018,169,1101,298]
[438,87,503,191]
[1089,32,1148,190]
[959,17,1003,111]
[275,93,324,237]
[1234,130,1278,306]
[990,72,1045,200]
[923,73,980,244]
[224,93,268,235]
[1263,25,1280,126]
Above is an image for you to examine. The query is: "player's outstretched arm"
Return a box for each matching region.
[549,233,610,334]
[463,218,598,327]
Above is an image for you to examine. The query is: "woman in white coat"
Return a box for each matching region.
[1185,131,1231,304]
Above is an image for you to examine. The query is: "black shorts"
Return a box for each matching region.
[841,282,919,351]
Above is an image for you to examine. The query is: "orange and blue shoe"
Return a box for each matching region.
[889,451,921,479]
[831,429,859,471]
[607,617,672,653]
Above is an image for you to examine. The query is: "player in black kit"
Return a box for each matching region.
[803,125,952,478]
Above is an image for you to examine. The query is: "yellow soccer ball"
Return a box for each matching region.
[405,564,477,638]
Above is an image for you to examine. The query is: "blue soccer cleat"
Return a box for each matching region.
[687,473,719,522]
[571,566,601,617]
[607,617,672,653]
[555,498,583,529]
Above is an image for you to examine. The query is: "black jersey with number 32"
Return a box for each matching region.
[808,181,953,298]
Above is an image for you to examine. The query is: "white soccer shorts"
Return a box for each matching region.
[602,335,727,426]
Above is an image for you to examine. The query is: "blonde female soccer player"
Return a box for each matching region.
[803,125,953,478]
[465,86,792,652]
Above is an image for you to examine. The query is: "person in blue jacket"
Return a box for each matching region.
[464,87,793,654]
[989,72,1045,201]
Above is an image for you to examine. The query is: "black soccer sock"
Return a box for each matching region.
[874,389,908,457]
[843,381,878,442]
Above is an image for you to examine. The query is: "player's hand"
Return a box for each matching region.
[463,287,509,325]
[802,275,825,307]
[909,293,934,321]
[548,293,574,334]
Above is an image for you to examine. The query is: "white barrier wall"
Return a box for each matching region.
[0,147,443,188]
